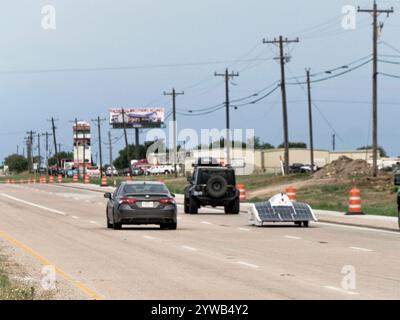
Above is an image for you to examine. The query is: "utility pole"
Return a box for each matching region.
[332,134,336,151]
[121,108,130,170]
[214,69,239,165]
[26,130,36,173]
[263,36,299,175]
[41,132,52,176]
[358,1,393,177]
[83,130,86,177]
[108,131,114,179]
[70,118,80,175]
[135,128,140,161]
[49,118,59,173]
[306,69,314,174]
[37,133,41,171]
[17,145,19,155]
[92,116,106,178]
[164,88,184,177]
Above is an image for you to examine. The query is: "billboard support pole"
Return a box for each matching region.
[121,108,131,172]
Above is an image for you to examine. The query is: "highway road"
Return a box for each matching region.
[0,182,399,300]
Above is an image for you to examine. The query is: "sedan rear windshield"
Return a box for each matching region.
[123,184,169,195]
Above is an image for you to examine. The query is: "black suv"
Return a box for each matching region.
[184,158,240,214]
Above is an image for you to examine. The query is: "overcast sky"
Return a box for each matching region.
[1,0,400,163]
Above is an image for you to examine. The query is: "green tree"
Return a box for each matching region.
[357,145,387,157]
[113,143,151,169]
[253,137,275,150]
[4,154,28,173]
[278,142,307,149]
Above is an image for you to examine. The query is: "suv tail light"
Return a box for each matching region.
[159,198,175,205]
[119,197,137,205]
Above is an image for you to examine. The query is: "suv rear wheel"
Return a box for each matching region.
[188,196,198,214]
[224,197,240,214]
[184,197,190,214]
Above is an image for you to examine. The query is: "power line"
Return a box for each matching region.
[0,57,274,75]
[380,72,400,79]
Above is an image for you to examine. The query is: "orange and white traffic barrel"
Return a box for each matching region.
[49,176,54,183]
[101,176,108,187]
[73,174,78,183]
[57,174,63,183]
[286,186,297,202]
[347,188,364,215]
[237,184,247,202]
[84,175,90,184]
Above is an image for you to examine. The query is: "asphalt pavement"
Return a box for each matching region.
[0,183,399,300]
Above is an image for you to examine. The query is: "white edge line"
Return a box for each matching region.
[1,193,67,216]
[317,221,400,236]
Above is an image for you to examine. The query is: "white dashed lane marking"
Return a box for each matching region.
[285,235,302,240]
[349,246,373,252]
[236,261,259,269]
[181,245,197,251]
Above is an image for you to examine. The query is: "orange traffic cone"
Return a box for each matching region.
[237,184,247,202]
[347,188,364,215]
[286,186,297,202]
[101,176,108,187]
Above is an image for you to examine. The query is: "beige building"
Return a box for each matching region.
[152,147,377,175]
[190,148,376,175]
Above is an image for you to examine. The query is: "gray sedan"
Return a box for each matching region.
[105,181,177,230]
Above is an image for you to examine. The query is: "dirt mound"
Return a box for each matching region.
[314,156,372,179]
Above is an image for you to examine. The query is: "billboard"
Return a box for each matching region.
[110,108,165,128]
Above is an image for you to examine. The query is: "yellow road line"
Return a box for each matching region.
[0,229,103,300]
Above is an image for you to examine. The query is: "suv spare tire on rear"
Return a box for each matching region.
[206,175,228,198]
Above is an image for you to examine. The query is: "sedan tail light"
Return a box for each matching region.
[119,197,137,205]
[159,198,175,205]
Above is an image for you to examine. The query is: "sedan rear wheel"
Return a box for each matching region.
[113,212,122,230]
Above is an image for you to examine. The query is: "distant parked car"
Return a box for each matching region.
[105,165,118,177]
[145,165,175,175]
[131,167,144,176]
[289,163,305,174]
[300,164,319,173]
[65,168,78,178]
